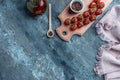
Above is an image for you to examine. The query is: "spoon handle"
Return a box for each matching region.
[49,3,52,30]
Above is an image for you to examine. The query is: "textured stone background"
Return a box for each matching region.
[0,0,120,80]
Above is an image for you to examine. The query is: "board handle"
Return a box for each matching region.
[56,27,74,41]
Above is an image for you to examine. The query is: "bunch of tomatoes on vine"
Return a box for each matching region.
[64,0,105,31]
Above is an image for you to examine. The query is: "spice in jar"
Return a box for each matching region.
[72,2,83,11]
[48,31,53,37]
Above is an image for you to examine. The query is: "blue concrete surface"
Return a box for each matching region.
[0,0,120,80]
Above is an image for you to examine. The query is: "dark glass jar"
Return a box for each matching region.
[26,0,47,15]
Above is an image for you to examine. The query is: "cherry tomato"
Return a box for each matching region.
[95,9,102,15]
[94,0,101,3]
[97,2,105,9]
[71,17,77,23]
[70,24,77,31]
[83,11,90,18]
[77,14,83,21]
[89,1,97,8]
[83,18,90,25]
[88,8,96,15]
[77,22,83,28]
[64,18,71,25]
[89,15,97,21]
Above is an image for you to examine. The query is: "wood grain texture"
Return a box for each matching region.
[56,0,113,41]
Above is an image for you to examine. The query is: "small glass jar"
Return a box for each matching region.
[26,0,47,15]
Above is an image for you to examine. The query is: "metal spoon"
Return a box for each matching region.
[47,3,54,38]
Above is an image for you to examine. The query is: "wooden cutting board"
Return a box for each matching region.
[56,0,113,41]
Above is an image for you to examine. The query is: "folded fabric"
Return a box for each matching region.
[94,5,120,80]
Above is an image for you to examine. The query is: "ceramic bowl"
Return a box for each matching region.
[70,0,84,13]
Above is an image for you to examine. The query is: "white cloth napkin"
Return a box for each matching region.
[94,5,120,80]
